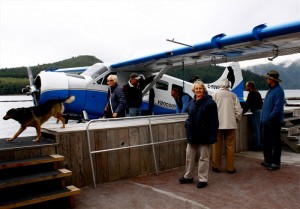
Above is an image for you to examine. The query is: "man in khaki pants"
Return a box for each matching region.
[212,79,242,174]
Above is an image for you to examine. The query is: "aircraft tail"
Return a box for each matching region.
[229,63,244,102]
[206,62,244,101]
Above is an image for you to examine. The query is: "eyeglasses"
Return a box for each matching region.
[107,80,114,82]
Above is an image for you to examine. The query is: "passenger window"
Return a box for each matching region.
[156,80,168,91]
[172,84,183,93]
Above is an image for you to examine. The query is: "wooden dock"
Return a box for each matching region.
[4,107,300,188]
[43,114,252,187]
[0,114,252,188]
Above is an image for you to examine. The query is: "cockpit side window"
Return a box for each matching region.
[82,65,108,79]
[96,78,103,84]
[156,80,168,91]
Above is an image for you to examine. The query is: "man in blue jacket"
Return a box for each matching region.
[260,70,285,171]
[106,75,127,118]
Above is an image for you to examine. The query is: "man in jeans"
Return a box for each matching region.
[260,70,285,171]
[243,81,263,150]
[123,73,154,116]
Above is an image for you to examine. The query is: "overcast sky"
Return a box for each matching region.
[0,0,299,69]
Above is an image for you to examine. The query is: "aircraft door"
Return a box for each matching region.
[152,80,176,114]
[141,88,155,115]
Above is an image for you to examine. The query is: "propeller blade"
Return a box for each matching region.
[26,67,39,106]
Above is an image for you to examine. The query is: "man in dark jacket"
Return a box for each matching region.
[123,73,154,116]
[105,75,127,118]
[243,81,263,150]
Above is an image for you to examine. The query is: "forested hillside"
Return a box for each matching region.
[0,55,101,94]
[166,65,268,90]
[0,55,101,78]
[167,58,300,90]
[244,59,300,89]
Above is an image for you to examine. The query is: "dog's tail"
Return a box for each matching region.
[64,96,75,104]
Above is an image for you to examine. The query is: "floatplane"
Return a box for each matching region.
[23,21,300,120]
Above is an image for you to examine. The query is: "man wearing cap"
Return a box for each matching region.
[123,73,154,116]
[260,70,285,171]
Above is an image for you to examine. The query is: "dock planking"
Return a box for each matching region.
[1,114,252,188]
[42,115,194,187]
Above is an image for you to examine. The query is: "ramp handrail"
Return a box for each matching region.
[86,114,187,188]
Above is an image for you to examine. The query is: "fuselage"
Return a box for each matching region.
[34,63,244,119]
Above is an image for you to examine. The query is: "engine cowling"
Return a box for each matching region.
[34,72,89,114]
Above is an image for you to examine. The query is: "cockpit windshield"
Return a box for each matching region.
[81,63,108,79]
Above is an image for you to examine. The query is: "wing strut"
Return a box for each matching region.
[182,61,186,92]
[142,64,172,97]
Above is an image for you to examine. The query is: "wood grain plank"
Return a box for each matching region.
[128,127,140,177]
[107,129,120,181]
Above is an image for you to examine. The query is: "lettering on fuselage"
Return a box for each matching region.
[157,100,176,109]
[207,84,220,90]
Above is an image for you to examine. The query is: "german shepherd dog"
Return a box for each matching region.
[3,96,75,142]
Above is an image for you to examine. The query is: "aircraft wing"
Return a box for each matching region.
[110,21,300,72]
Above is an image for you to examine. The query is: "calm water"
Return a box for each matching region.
[1,90,299,139]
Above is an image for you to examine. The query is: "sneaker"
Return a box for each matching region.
[226,169,236,174]
[178,177,193,184]
[267,164,280,170]
[197,182,207,189]
[212,167,221,173]
[251,147,263,151]
[261,162,271,167]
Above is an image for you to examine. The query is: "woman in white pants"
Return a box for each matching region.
[178,80,219,189]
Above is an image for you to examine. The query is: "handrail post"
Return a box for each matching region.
[86,120,97,188]
[84,115,186,188]
[148,116,159,175]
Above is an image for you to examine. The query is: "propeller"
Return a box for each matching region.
[22,67,39,106]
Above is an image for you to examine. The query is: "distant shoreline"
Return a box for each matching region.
[0,100,33,102]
